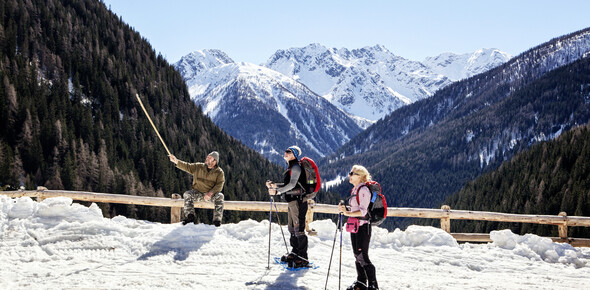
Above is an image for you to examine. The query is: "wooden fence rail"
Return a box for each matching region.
[3,189,590,247]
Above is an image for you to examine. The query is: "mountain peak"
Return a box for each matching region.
[178,60,364,163]
[175,49,234,80]
[266,44,506,120]
[423,48,512,81]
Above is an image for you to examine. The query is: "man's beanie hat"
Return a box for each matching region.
[288,146,301,160]
[208,151,220,163]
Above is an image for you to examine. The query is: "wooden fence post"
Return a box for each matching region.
[441,205,451,233]
[36,186,47,202]
[305,199,317,236]
[171,193,182,224]
[558,212,568,239]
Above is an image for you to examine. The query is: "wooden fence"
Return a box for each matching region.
[3,188,590,247]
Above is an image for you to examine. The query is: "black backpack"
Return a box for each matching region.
[354,181,387,226]
[300,157,321,199]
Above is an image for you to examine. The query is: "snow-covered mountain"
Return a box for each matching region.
[422,48,512,81]
[175,49,234,81]
[178,58,363,163]
[175,46,510,163]
[265,44,511,120]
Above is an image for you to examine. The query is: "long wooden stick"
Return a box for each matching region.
[135,93,171,156]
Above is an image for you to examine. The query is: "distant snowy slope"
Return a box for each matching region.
[1,195,590,289]
[179,59,363,163]
[265,44,511,120]
[175,49,234,82]
[423,48,512,81]
[174,46,510,162]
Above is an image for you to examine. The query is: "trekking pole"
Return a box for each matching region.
[135,93,172,156]
[338,212,343,290]
[273,198,290,253]
[267,196,273,269]
[324,213,340,290]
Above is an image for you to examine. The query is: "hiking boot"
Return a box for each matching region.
[293,258,309,268]
[346,281,367,290]
[182,214,195,225]
[368,281,379,290]
[280,253,295,263]
[213,220,221,227]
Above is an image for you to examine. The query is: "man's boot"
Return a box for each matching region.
[182,214,195,225]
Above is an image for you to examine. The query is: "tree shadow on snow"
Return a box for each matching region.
[138,223,216,261]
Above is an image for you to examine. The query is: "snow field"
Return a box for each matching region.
[1,196,590,289]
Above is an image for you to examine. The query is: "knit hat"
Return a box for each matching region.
[288,146,301,160]
[208,151,219,163]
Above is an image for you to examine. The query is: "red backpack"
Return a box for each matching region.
[354,181,387,226]
[300,157,321,199]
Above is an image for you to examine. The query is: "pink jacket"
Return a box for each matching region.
[349,183,371,226]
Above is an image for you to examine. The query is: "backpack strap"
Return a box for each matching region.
[354,183,372,220]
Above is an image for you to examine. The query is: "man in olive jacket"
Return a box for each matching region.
[169,151,225,227]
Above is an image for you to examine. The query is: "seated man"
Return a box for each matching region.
[169,151,225,227]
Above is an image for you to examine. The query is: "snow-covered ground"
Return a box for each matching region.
[1,196,590,289]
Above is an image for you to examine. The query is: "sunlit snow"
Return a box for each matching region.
[2,196,590,289]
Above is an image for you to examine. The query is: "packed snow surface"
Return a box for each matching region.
[1,196,590,289]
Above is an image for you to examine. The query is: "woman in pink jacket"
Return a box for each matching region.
[338,165,379,290]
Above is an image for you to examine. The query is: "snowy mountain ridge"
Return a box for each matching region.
[175,49,234,83]
[175,45,510,162]
[422,48,512,81]
[182,61,364,163]
[265,44,511,120]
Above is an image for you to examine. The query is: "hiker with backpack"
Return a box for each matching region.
[266,145,310,268]
[338,165,380,290]
[169,151,225,227]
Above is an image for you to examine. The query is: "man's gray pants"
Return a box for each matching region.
[183,189,224,222]
[287,199,308,259]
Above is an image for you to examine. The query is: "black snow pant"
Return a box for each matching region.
[287,199,308,259]
[351,223,377,285]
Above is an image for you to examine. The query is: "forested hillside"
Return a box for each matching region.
[0,0,287,224]
[444,124,590,238]
[323,38,590,229]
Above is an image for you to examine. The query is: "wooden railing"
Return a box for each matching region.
[3,188,590,247]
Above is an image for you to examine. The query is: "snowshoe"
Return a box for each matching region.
[273,257,318,271]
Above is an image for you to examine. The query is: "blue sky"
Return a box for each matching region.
[102,0,590,65]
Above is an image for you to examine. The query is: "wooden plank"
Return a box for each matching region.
[1,190,290,212]
[550,238,590,247]
[451,233,492,243]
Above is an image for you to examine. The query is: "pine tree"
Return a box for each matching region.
[44,146,64,190]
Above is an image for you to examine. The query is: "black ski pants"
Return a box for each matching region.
[351,223,377,285]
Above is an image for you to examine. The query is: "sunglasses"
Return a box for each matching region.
[349,171,359,176]
[285,150,293,154]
